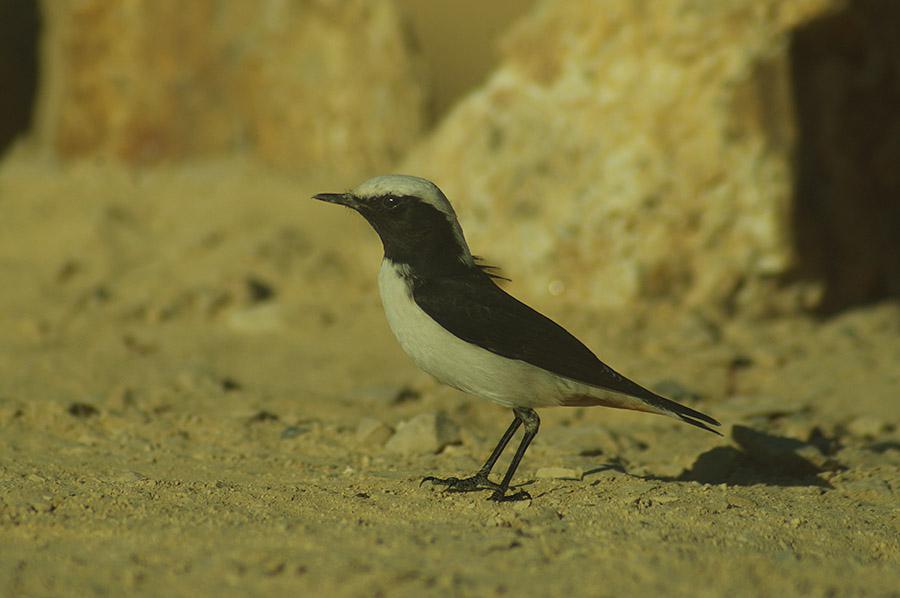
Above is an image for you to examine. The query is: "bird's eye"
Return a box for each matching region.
[381,195,401,209]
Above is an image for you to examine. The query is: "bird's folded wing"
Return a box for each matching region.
[412,274,719,431]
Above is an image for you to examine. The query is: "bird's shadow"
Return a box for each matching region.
[664,445,832,488]
[585,428,839,489]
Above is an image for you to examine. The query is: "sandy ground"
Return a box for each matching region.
[1,157,898,597]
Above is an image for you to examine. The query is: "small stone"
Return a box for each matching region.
[355,418,394,448]
[227,304,283,333]
[281,425,311,439]
[726,494,758,509]
[68,402,99,418]
[392,386,421,404]
[384,412,461,455]
[247,410,279,424]
[244,277,276,304]
[221,378,242,392]
[534,467,583,481]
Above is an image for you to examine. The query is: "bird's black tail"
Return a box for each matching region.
[594,372,723,436]
[642,391,722,436]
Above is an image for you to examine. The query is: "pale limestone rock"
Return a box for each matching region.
[35,0,425,177]
[355,417,394,448]
[384,412,461,455]
[403,0,843,313]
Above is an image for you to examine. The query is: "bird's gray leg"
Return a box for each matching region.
[422,412,522,492]
[489,407,540,502]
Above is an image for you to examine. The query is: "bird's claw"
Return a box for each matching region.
[422,473,530,501]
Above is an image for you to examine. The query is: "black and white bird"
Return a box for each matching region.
[314,175,720,501]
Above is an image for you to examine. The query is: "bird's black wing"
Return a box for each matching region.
[412,272,720,433]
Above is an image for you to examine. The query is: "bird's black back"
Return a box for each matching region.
[411,269,720,432]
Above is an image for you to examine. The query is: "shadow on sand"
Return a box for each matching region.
[587,428,841,489]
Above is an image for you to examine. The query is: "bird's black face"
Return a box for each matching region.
[313,191,469,273]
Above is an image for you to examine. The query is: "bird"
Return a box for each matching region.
[313,175,720,501]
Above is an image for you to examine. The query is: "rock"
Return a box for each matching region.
[35,0,425,176]
[355,418,394,448]
[281,424,314,440]
[384,412,461,455]
[403,0,898,315]
[534,467,583,481]
[725,494,759,509]
[226,304,283,334]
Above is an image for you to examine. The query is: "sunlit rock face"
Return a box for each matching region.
[35,0,426,177]
[404,0,854,314]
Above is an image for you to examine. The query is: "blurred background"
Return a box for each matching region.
[1,2,899,596]
[1,0,897,317]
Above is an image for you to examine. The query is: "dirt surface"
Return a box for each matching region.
[1,158,898,597]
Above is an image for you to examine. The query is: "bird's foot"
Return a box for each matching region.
[488,488,531,502]
[421,472,500,493]
[422,473,531,501]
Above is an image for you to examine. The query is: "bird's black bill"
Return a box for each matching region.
[312,192,359,209]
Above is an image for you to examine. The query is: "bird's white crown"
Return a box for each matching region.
[351,175,473,262]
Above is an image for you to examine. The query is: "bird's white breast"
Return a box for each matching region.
[377,260,583,408]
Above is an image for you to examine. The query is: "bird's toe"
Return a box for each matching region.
[422,473,499,493]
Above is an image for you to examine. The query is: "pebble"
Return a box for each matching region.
[68,402,99,418]
[355,418,394,448]
[726,494,758,509]
[281,425,311,439]
[534,467,583,481]
[226,304,282,333]
[384,412,460,455]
